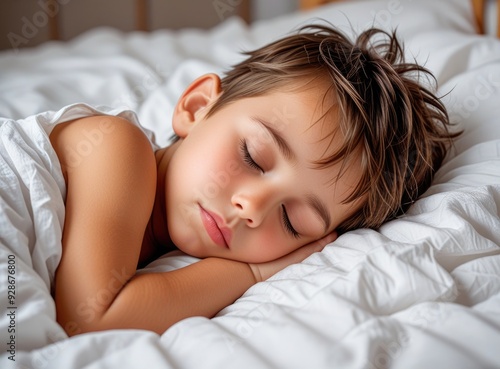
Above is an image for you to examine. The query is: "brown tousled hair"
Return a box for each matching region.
[205,24,460,232]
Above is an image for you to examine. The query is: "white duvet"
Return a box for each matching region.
[1,0,500,368]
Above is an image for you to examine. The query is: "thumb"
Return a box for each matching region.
[307,231,338,251]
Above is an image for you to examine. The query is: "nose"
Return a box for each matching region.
[231,187,274,228]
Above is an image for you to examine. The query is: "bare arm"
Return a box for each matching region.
[100,235,333,333]
[51,116,332,336]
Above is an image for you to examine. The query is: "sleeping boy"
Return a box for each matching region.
[30,24,459,336]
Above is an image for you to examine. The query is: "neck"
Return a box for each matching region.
[140,141,181,264]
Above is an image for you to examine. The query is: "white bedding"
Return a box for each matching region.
[1,0,500,368]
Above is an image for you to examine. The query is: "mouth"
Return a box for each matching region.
[199,205,231,249]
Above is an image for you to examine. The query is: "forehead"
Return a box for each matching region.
[246,79,341,160]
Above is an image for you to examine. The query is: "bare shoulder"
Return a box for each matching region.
[50,115,155,175]
[49,115,157,240]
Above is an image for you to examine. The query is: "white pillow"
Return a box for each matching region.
[245,0,477,85]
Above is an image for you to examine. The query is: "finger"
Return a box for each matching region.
[307,231,337,249]
[309,232,337,254]
[322,231,338,245]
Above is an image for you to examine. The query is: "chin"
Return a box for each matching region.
[174,242,202,258]
[173,239,213,259]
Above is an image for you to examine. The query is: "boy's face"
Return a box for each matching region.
[164,75,362,263]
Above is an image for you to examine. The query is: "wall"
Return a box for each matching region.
[0,0,272,51]
[252,0,299,21]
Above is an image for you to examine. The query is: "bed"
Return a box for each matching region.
[1,0,500,368]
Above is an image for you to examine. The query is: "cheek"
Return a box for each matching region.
[171,140,231,190]
[188,135,238,177]
[240,225,301,263]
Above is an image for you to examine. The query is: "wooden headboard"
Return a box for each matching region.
[1,0,249,51]
[299,0,500,37]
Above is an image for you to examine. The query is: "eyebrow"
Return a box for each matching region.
[251,116,332,233]
[307,194,332,234]
[251,116,296,162]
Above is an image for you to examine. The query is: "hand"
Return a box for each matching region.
[248,232,337,282]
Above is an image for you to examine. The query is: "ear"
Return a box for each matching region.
[172,73,221,138]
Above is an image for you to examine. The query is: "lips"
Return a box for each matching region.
[199,205,231,248]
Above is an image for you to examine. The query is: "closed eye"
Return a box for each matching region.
[240,139,299,238]
[282,205,300,239]
[239,139,263,172]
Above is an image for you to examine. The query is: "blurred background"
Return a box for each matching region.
[0,0,302,51]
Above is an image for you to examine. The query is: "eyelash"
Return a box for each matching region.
[239,139,300,239]
[282,205,300,239]
[239,139,263,172]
